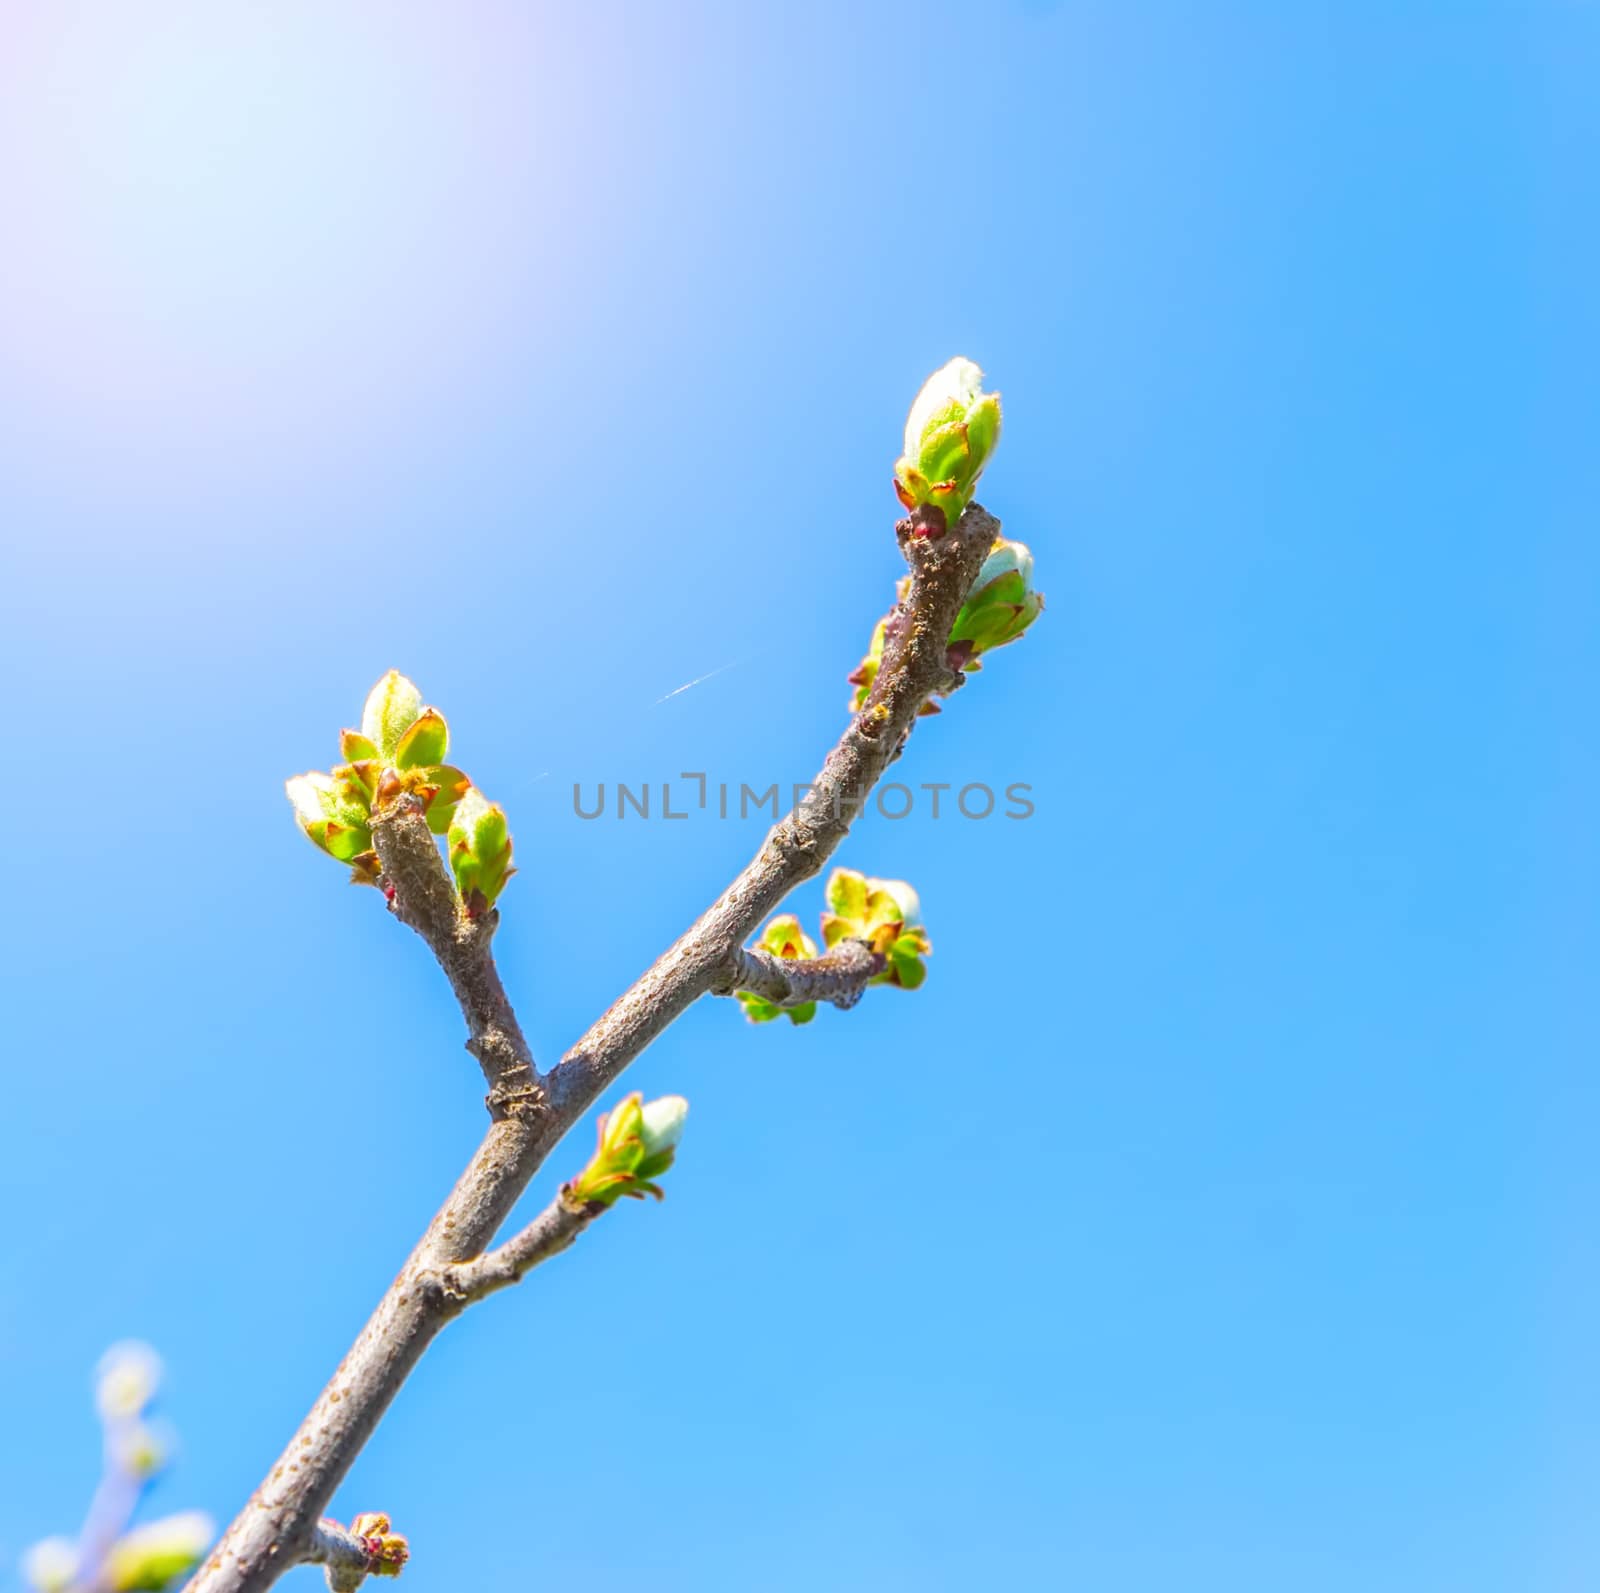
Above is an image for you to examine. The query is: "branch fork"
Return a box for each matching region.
[370,794,542,1118]
[189,500,1004,1593]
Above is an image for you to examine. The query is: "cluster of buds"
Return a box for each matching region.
[739,868,932,1024]
[23,1344,214,1593]
[946,537,1044,673]
[737,914,821,1025]
[847,541,1042,711]
[349,1514,410,1579]
[893,357,1002,534]
[286,671,514,913]
[851,356,1041,711]
[564,1093,689,1208]
[820,868,930,990]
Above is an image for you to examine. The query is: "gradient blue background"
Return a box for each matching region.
[1,2,1594,1589]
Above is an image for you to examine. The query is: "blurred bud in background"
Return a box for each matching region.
[103,1514,216,1593]
[94,1342,163,1423]
[23,1345,212,1593]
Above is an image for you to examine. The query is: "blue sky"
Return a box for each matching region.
[1,2,1594,1589]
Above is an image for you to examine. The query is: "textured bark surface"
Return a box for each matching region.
[186,503,999,1593]
[369,811,540,1118]
[443,1193,600,1303]
[305,1522,385,1593]
[713,938,885,1010]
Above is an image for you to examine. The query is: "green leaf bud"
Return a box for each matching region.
[349,1514,410,1579]
[286,771,373,864]
[565,1091,689,1207]
[417,764,470,836]
[447,788,514,915]
[947,537,1044,670]
[846,615,889,713]
[893,358,1002,532]
[819,868,931,990]
[393,707,449,771]
[360,670,424,762]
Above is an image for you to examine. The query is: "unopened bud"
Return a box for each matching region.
[947,537,1044,670]
[447,788,515,916]
[286,772,374,864]
[893,358,1002,533]
[846,615,889,713]
[566,1091,689,1207]
[360,671,424,763]
[349,1514,409,1579]
[393,707,448,771]
[820,868,931,990]
[104,1512,214,1593]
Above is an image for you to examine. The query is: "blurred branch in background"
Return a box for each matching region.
[22,1344,213,1593]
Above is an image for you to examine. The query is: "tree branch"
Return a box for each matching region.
[304,1522,374,1593]
[304,1519,404,1593]
[369,800,541,1118]
[187,502,999,1593]
[711,938,884,1010]
[541,503,997,1125]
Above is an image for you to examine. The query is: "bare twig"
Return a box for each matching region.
[187,503,999,1593]
[441,1193,602,1304]
[73,1434,142,1592]
[303,1522,373,1593]
[369,803,540,1118]
[305,1519,404,1593]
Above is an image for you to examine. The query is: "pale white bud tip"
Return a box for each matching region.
[639,1095,689,1155]
[285,772,333,822]
[22,1539,78,1593]
[974,538,1034,590]
[903,357,985,458]
[452,787,492,829]
[113,1418,173,1479]
[868,878,922,929]
[95,1340,163,1421]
